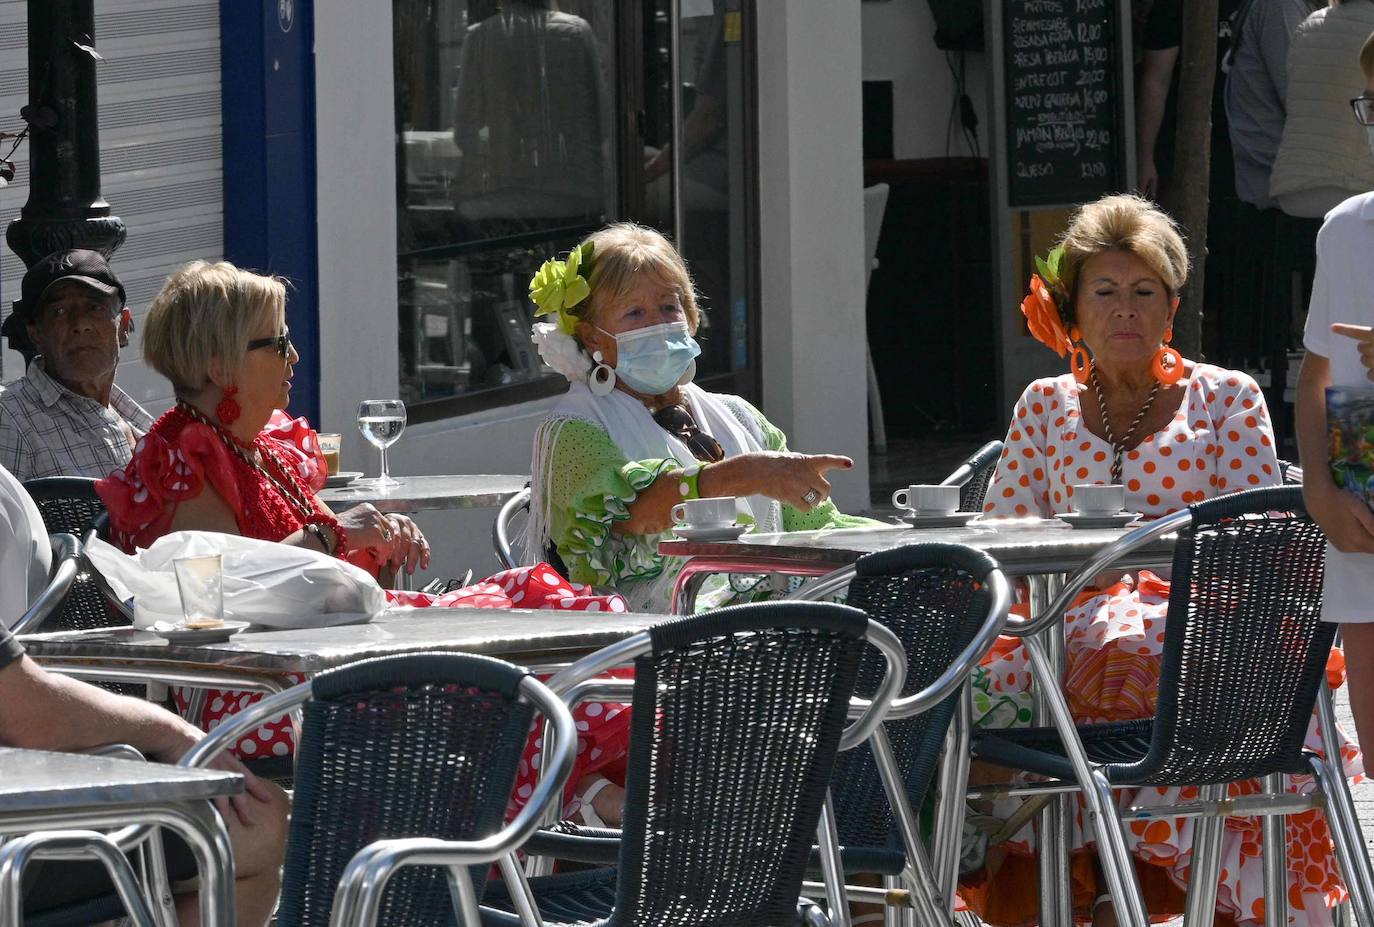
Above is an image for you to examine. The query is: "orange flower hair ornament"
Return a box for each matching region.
[1021,244,1095,384]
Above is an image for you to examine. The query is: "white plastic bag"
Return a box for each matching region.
[85,531,386,629]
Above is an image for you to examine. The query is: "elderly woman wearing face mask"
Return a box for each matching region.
[528,222,875,614]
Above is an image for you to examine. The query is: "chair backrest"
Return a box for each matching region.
[492,486,531,570]
[1136,485,1333,785]
[23,477,106,538]
[863,183,890,291]
[11,534,83,634]
[22,478,129,634]
[279,653,538,926]
[612,601,868,927]
[831,543,1005,854]
[941,440,1004,512]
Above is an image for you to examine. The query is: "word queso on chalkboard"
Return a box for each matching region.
[1002,0,1125,207]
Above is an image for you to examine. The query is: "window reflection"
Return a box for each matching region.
[394,0,618,410]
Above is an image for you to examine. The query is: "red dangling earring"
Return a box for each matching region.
[216,384,241,425]
[1152,327,1183,385]
[1069,326,1091,385]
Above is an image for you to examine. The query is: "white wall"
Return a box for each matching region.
[756,0,870,513]
[315,1,876,580]
[861,1,988,161]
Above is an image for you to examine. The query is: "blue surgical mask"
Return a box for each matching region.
[600,321,701,395]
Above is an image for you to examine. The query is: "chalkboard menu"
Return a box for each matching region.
[1003,0,1126,208]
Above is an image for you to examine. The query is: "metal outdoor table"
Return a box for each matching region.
[659,517,1176,613]
[0,747,241,926]
[317,474,527,514]
[21,606,678,694]
[662,516,1179,927]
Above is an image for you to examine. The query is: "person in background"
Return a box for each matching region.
[1270,1,1374,219]
[0,250,153,481]
[1226,0,1324,211]
[1295,28,1374,852]
[1135,0,1241,201]
[1225,0,1325,437]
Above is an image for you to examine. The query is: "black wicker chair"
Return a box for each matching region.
[176,652,577,927]
[972,485,1374,926]
[940,440,1003,513]
[784,543,1011,919]
[483,600,908,927]
[21,477,130,634]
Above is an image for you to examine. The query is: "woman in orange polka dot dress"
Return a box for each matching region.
[958,195,1361,927]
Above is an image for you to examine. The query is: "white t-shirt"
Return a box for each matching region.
[0,464,51,628]
[1302,191,1374,622]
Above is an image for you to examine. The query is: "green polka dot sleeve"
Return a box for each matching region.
[735,398,881,532]
[541,418,676,587]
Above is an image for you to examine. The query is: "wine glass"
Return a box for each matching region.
[357,399,407,489]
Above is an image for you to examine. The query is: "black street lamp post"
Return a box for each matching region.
[5,0,124,269]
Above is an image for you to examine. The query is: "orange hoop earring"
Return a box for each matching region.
[1152,345,1184,385]
[1071,344,1092,384]
[1068,326,1091,384]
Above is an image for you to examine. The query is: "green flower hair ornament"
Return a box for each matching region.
[1034,243,1065,291]
[529,241,594,335]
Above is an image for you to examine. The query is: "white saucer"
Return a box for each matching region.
[899,510,980,528]
[324,471,364,488]
[150,620,250,645]
[1057,512,1142,529]
[671,523,748,541]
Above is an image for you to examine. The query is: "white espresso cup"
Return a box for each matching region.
[892,484,960,515]
[1071,483,1126,516]
[672,496,738,528]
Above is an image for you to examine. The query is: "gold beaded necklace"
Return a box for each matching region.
[1090,371,1161,485]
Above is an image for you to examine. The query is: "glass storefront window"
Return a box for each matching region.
[637,0,756,397]
[393,0,619,417]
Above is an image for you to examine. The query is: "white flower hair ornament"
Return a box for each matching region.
[528,242,595,383]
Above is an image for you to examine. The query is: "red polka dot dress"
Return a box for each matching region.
[966,366,1362,927]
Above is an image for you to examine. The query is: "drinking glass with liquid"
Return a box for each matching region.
[357,399,407,488]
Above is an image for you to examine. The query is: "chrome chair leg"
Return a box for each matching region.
[870,726,946,927]
[932,684,972,911]
[1022,634,1148,927]
[817,792,854,927]
[1260,772,1288,927]
[1315,681,1374,927]
[1309,754,1374,927]
[0,830,160,927]
[1182,784,1226,926]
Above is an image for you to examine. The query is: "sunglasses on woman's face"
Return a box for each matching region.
[247,329,292,358]
[1352,95,1374,126]
[652,404,726,463]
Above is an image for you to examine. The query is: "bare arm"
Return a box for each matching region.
[614,451,854,536]
[1135,46,1179,198]
[1296,349,1374,553]
[0,654,274,822]
[169,478,429,573]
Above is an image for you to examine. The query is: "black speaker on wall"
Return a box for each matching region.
[927,0,984,51]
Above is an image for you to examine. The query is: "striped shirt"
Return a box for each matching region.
[0,358,154,482]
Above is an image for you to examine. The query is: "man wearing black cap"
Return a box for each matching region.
[0,250,154,481]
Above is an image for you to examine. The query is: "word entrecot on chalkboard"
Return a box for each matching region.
[1002,0,1124,208]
